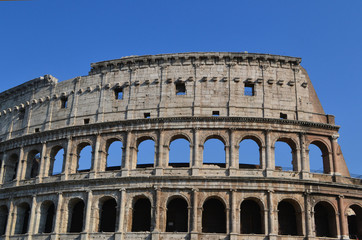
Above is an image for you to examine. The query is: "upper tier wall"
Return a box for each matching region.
[0,52,333,141]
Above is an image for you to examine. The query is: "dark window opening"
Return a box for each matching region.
[144,112,150,118]
[99,199,117,232]
[84,119,90,125]
[61,97,68,108]
[27,152,40,179]
[132,198,151,232]
[43,203,55,233]
[15,203,30,234]
[278,201,298,235]
[35,128,40,133]
[0,206,8,235]
[241,200,263,234]
[212,111,220,116]
[69,201,84,233]
[114,87,123,100]
[280,113,287,119]
[12,161,18,180]
[6,154,19,182]
[176,82,186,95]
[166,198,188,232]
[314,202,337,238]
[21,207,30,234]
[19,109,25,120]
[244,83,254,96]
[347,205,362,239]
[202,198,226,233]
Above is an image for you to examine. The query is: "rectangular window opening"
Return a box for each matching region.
[61,97,68,108]
[280,113,288,119]
[84,118,90,124]
[244,83,254,96]
[144,112,151,118]
[35,128,40,133]
[19,109,25,120]
[114,87,123,100]
[212,111,220,116]
[176,82,186,95]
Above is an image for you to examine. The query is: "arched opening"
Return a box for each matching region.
[240,199,263,234]
[99,198,117,232]
[5,154,18,182]
[68,199,85,233]
[347,204,362,239]
[39,201,55,233]
[132,197,151,232]
[106,140,122,171]
[274,139,296,171]
[314,201,337,238]
[77,144,92,172]
[166,197,188,232]
[169,137,190,168]
[26,150,41,179]
[50,147,64,175]
[202,198,226,233]
[277,200,302,236]
[0,205,8,235]
[136,139,155,168]
[15,202,30,234]
[309,141,331,174]
[239,138,261,169]
[203,137,226,168]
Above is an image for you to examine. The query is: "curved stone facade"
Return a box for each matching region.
[0,52,361,240]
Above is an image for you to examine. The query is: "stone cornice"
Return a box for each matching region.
[0,116,339,151]
[89,52,302,75]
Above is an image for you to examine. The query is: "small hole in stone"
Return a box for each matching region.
[84,119,90,124]
[212,111,220,116]
[144,113,151,118]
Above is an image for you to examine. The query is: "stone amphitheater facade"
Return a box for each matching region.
[0,52,361,240]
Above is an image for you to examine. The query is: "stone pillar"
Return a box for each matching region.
[191,188,198,233]
[5,199,14,237]
[53,192,63,236]
[331,135,340,175]
[260,145,266,170]
[338,196,349,239]
[16,147,24,185]
[192,129,200,175]
[153,187,161,232]
[304,192,313,238]
[91,134,101,178]
[37,142,47,183]
[267,190,277,238]
[265,130,274,176]
[83,190,93,233]
[154,130,164,176]
[293,147,301,172]
[225,144,230,169]
[28,195,37,238]
[116,188,126,233]
[230,190,237,236]
[300,133,310,178]
[122,131,132,175]
[0,152,6,184]
[63,137,73,180]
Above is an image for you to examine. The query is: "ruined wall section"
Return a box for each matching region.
[0,53,332,141]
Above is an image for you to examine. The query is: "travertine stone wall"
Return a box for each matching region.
[0,53,360,240]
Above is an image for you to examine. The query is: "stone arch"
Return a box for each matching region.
[314,201,337,238]
[49,146,65,175]
[68,198,85,233]
[277,198,303,236]
[203,135,227,167]
[38,200,55,233]
[136,136,156,168]
[98,196,117,232]
[0,205,8,235]
[131,196,152,232]
[165,196,188,232]
[14,202,31,234]
[238,135,263,169]
[168,134,191,168]
[308,139,332,174]
[273,136,299,171]
[346,203,362,239]
[202,196,227,233]
[25,149,41,179]
[5,153,19,182]
[76,142,93,172]
[105,138,123,171]
[240,197,264,234]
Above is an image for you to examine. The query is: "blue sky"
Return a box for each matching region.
[0,0,361,176]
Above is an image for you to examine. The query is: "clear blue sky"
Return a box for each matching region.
[0,0,361,176]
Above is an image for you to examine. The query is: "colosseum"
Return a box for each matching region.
[0,52,361,240]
